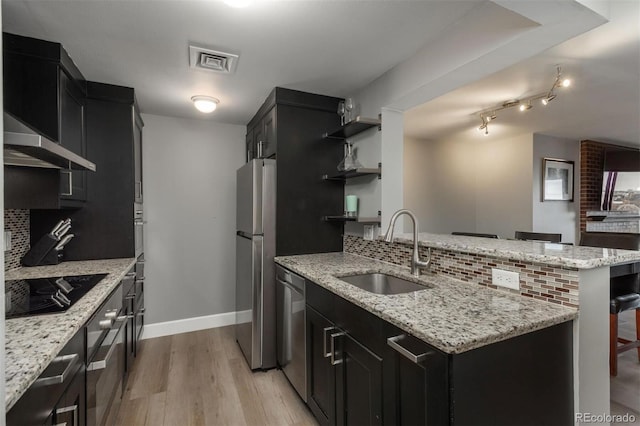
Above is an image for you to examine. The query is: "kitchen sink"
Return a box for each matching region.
[338,273,430,295]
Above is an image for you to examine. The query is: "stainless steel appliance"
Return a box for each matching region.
[3,112,96,171]
[276,265,307,401]
[5,273,107,318]
[236,159,276,370]
[86,284,126,426]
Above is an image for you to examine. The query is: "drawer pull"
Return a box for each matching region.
[88,321,126,371]
[99,319,114,329]
[55,404,78,426]
[330,331,346,366]
[34,354,79,387]
[322,326,336,358]
[387,334,430,364]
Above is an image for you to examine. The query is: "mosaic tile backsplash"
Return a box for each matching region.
[344,235,580,309]
[5,209,30,272]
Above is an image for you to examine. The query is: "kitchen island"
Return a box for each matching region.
[275,252,576,354]
[4,258,136,411]
[338,233,640,424]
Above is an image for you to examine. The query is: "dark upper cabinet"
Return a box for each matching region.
[246,105,275,161]
[30,82,144,260]
[246,88,345,256]
[3,32,88,206]
[134,112,144,203]
[245,128,254,163]
[59,71,87,203]
[261,106,277,158]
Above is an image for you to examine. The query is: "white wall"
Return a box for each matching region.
[404,133,534,238]
[142,114,245,325]
[532,133,580,244]
[475,133,533,237]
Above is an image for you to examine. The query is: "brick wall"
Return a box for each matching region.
[579,141,606,232]
[578,140,639,233]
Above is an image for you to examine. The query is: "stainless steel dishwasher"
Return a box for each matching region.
[276,265,306,402]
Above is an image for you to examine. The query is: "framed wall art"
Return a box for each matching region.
[543,158,574,201]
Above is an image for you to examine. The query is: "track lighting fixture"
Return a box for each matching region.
[474,66,571,135]
[478,115,490,135]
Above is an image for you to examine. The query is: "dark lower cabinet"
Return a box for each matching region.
[382,328,449,426]
[7,329,85,426]
[306,306,336,426]
[335,333,383,426]
[306,303,384,426]
[304,279,574,426]
[54,365,86,426]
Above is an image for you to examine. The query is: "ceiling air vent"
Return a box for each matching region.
[189,44,239,74]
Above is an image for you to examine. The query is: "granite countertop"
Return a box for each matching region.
[390,232,640,269]
[275,252,577,355]
[5,258,136,411]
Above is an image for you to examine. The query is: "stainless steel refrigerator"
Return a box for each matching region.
[236,159,276,370]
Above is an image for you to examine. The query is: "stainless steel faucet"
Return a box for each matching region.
[383,209,431,276]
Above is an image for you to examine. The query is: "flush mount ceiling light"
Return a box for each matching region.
[191,96,219,113]
[474,66,572,135]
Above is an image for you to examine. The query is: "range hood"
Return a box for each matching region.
[3,113,96,171]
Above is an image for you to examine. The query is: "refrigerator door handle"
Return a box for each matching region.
[237,230,255,239]
[251,236,264,368]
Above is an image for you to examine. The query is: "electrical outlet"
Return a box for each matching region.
[491,268,520,290]
[363,225,375,241]
[4,231,11,252]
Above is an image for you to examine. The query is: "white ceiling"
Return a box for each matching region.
[404,0,640,148]
[2,0,484,125]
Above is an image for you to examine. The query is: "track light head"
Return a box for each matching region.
[560,78,571,88]
[519,102,532,112]
[541,93,556,105]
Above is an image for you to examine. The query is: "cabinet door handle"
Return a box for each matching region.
[322,326,336,358]
[257,140,264,158]
[330,331,346,366]
[55,404,78,426]
[135,181,142,199]
[387,334,431,364]
[60,170,73,196]
[34,353,79,387]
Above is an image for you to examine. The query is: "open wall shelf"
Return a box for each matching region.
[323,215,381,224]
[323,165,381,181]
[323,116,381,140]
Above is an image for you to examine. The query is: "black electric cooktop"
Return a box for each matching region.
[5,273,108,319]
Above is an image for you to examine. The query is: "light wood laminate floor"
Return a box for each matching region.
[116,326,318,426]
[610,310,640,423]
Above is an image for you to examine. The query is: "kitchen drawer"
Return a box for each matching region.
[306,280,336,323]
[7,329,85,426]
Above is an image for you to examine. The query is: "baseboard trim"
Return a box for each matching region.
[141,309,252,340]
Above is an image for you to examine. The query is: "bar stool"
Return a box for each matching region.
[579,231,640,376]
